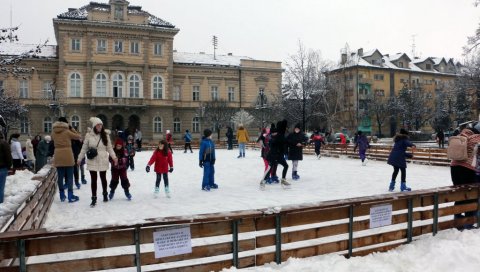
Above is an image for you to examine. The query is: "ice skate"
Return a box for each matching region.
[154,187,160,198]
[165,187,171,198]
[260,179,266,190]
[281,178,291,189]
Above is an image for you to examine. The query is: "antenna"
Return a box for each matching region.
[212,35,218,60]
[411,34,417,58]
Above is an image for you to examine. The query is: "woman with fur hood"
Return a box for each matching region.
[78,117,118,207]
[387,128,416,192]
[51,117,82,202]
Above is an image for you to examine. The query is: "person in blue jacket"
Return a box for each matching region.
[387,128,416,192]
[183,129,193,153]
[199,128,217,191]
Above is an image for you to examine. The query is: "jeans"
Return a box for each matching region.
[238,143,246,156]
[0,168,8,203]
[56,166,74,192]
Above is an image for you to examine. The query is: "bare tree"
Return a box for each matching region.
[363,92,400,137]
[198,99,237,140]
[283,41,331,130]
[396,87,433,131]
[0,89,28,138]
[231,110,254,128]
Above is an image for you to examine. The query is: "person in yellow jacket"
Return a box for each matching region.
[236,124,249,158]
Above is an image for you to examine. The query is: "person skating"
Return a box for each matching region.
[109,138,132,200]
[257,127,273,184]
[166,130,174,153]
[286,123,308,180]
[353,130,370,166]
[226,126,234,150]
[199,129,217,191]
[260,120,290,189]
[78,117,117,207]
[183,129,193,153]
[236,124,249,158]
[146,140,173,197]
[310,130,326,159]
[126,135,136,171]
[387,128,416,192]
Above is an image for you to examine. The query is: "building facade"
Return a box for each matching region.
[328,48,462,136]
[0,0,282,141]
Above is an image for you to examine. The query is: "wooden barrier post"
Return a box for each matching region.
[275,214,282,264]
[477,188,480,229]
[407,198,413,243]
[18,239,26,272]
[134,226,141,272]
[348,205,354,258]
[232,220,239,268]
[433,193,439,236]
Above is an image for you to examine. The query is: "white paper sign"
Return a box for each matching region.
[369,204,392,229]
[153,225,192,258]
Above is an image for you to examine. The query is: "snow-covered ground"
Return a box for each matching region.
[2,148,479,271]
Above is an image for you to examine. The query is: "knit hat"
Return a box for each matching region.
[114,138,124,146]
[90,117,103,127]
[399,128,408,135]
[294,123,302,130]
[44,135,51,142]
[203,128,212,138]
[166,129,170,134]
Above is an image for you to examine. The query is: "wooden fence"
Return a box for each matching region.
[1,169,57,232]
[1,184,478,272]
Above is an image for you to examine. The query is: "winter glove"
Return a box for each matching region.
[199,161,203,168]
[211,159,216,165]
[169,168,174,173]
[145,165,150,173]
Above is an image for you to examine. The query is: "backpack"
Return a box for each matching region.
[447,135,468,161]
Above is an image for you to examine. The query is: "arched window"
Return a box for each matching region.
[153,117,162,133]
[20,116,29,134]
[112,73,123,98]
[129,74,140,98]
[192,116,200,133]
[173,117,181,133]
[43,117,52,133]
[152,76,163,99]
[70,73,81,97]
[71,115,80,131]
[96,73,107,97]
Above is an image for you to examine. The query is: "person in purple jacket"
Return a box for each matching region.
[387,128,416,192]
[353,130,370,166]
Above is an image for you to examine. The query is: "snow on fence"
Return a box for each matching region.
[0,184,478,272]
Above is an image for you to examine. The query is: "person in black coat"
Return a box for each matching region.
[436,129,445,149]
[71,134,83,189]
[387,128,416,192]
[261,120,291,189]
[226,126,234,150]
[287,123,308,180]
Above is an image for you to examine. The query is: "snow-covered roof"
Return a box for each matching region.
[173,52,253,67]
[57,1,175,28]
[333,49,457,75]
[432,57,446,66]
[0,43,57,58]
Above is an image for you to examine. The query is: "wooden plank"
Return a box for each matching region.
[421,202,478,220]
[280,206,350,228]
[349,241,405,257]
[140,239,255,265]
[27,254,136,272]
[422,187,479,206]
[26,229,135,256]
[157,259,233,272]
[0,240,18,259]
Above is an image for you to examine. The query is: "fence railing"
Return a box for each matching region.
[1,184,478,272]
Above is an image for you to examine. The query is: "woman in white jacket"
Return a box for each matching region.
[25,137,35,171]
[78,117,117,207]
[9,133,23,170]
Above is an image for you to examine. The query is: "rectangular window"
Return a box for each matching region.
[173,85,181,101]
[97,39,107,52]
[374,74,384,81]
[130,41,139,54]
[20,117,29,134]
[114,5,123,20]
[426,64,432,70]
[42,80,53,98]
[19,80,28,98]
[192,85,200,101]
[398,62,404,68]
[210,86,218,100]
[71,38,81,51]
[154,43,162,56]
[114,40,123,53]
[228,86,235,102]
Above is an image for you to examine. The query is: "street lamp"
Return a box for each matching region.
[256,88,268,128]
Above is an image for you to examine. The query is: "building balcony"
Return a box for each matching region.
[90,97,147,109]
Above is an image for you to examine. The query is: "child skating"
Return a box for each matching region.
[199,129,218,191]
[146,140,174,198]
[108,138,132,200]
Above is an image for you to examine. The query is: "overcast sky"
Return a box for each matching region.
[1,0,479,64]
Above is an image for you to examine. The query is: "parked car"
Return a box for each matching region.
[333,132,350,144]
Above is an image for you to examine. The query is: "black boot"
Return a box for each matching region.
[90,196,97,207]
[103,192,108,202]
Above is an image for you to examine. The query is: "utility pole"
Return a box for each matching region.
[212,35,218,60]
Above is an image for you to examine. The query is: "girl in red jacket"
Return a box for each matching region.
[146,140,173,197]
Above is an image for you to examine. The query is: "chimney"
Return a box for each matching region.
[227,53,233,56]
[341,53,347,64]
[357,48,363,57]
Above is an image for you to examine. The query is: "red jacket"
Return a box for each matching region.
[147,149,173,174]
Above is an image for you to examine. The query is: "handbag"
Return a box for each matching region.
[86,138,101,160]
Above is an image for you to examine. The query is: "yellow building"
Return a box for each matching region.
[0,0,282,141]
[328,48,459,136]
